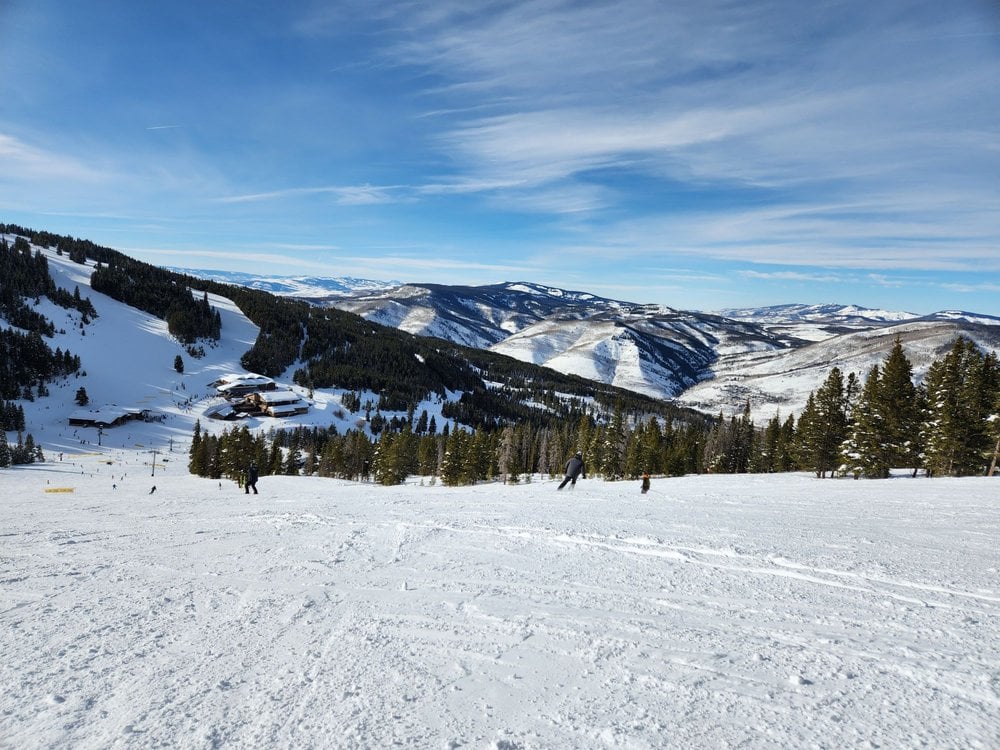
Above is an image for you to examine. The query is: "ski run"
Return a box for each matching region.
[2,454,998,749]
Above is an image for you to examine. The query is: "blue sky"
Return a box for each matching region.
[1,1,999,314]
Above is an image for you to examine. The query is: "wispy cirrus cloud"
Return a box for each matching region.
[365,0,1000,276]
[217,184,404,206]
[740,270,848,284]
[0,132,107,182]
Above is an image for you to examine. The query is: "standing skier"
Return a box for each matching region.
[641,472,651,494]
[245,461,259,495]
[557,451,586,490]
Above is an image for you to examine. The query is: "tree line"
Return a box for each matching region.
[716,336,1000,479]
[187,413,708,487]
[0,432,44,468]
[91,263,221,345]
[188,335,1000,485]
[0,235,88,399]
[1,401,26,431]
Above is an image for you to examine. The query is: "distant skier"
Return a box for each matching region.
[557,451,586,490]
[245,462,259,495]
[149,485,156,494]
[641,473,651,494]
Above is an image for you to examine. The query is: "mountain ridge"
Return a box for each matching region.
[168,268,1000,415]
[2,229,698,456]
[316,280,1000,414]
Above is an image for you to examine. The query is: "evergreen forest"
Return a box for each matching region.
[189,336,1000,485]
[0,235,88,400]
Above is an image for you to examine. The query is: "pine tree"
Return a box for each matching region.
[600,407,627,480]
[440,429,469,486]
[795,367,849,478]
[843,365,886,478]
[75,386,89,406]
[639,417,663,476]
[536,429,551,478]
[755,414,782,473]
[373,431,406,485]
[466,429,492,483]
[174,354,184,374]
[417,435,438,476]
[777,414,796,472]
[878,338,921,472]
[988,387,1000,477]
[731,401,755,473]
[188,420,204,475]
[922,337,998,476]
[498,425,517,483]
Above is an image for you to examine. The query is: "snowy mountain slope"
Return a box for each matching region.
[5,245,456,457]
[676,319,1000,417]
[492,311,787,399]
[15,241,998,427]
[332,281,641,348]
[921,310,1000,326]
[333,283,793,399]
[3,462,998,748]
[327,282,1000,412]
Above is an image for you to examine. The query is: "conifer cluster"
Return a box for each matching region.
[806,337,999,478]
[0,432,44,467]
[0,235,87,399]
[188,336,1000,485]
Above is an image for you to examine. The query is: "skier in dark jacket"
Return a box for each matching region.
[245,462,259,495]
[558,451,586,490]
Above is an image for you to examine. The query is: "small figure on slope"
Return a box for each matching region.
[557,451,586,490]
[245,461,259,495]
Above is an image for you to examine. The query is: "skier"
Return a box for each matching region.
[149,485,156,494]
[245,461,259,495]
[641,472,651,494]
[557,451,586,490]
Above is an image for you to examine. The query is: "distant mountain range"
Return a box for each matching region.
[175,272,1000,417]
[167,268,400,300]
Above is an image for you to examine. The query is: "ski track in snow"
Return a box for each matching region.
[2,459,999,749]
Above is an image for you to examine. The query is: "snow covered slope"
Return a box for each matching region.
[332,281,635,349]
[3,461,997,748]
[492,310,784,400]
[6,245,455,457]
[330,283,1000,412]
[333,283,792,399]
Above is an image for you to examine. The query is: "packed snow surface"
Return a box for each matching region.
[3,457,998,749]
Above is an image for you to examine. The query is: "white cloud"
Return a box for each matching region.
[740,270,847,284]
[218,185,403,205]
[374,0,1000,276]
[0,132,106,182]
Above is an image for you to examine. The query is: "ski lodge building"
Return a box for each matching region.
[247,390,310,417]
[205,373,310,419]
[210,373,277,398]
[68,407,163,429]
